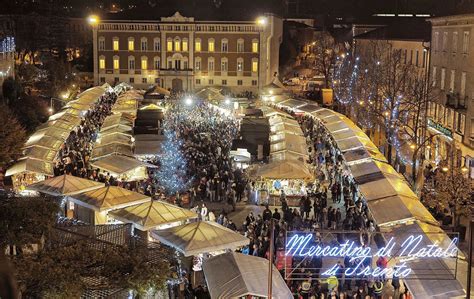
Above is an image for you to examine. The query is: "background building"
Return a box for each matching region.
[92,12,282,93]
[429,14,474,177]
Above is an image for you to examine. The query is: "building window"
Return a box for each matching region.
[252,39,258,53]
[128,56,135,70]
[182,39,188,52]
[450,70,455,91]
[196,79,201,85]
[461,72,466,98]
[434,32,439,51]
[208,58,215,71]
[183,60,188,69]
[432,66,437,87]
[128,38,135,51]
[154,38,160,51]
[422,51,427,68]
[415,50,419,66]
[129,77,134,83]
[195,58,201,71]
[141,38,148,51]
[99,56,105,69]
[113,37,119,51]
[252,60,258,73]
[237,59,244,72]
[404,49,407,64]
[221,39,228,52]
[209,79,214,85]
[100,77,105,83]
[252,80,257,86]
[141,56,148,70]
[195,39,201,52]
[237,39,244,52]
[237,80,243,86]
[441,68,446,90]
[113,56,120,70]
[222,79,227,85]
[452,32,458,53]
[463,31,470,54]
[221,58,228,72]
[98,37,105,50]
[168,60,172,69]
[208,39,215,52]
[410,50,413,64]
[155,78,160,84]
[174,38,181,52]
[142,78,147,84]
[174,59,181,70]
[167,38,173,51]
[114,77,119,83]
[154,57,160,70]
[442,32,448,51]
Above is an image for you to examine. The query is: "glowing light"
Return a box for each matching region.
[256,17,267,26]
[410,144,416,150]
[442,166,449,172]
[461,166,469,172]
[88,15,99,25]
[61,93,68,99]
[224,98,231,105]
[184,97,193,106]
[286,234,458,279]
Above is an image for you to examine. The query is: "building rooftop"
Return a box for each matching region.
[354,19,431,42]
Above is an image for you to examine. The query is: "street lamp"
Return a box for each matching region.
[442,166,449,172]
[184,97,193,106]
[256,17,267,26]
[224,98,231,105]
[88,15,99,25]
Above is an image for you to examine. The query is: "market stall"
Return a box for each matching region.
[109,200,198,232]
[68,186,150,225]
[203,252,292,299]
[91,143,134,160]
[27,174,104,196]
[150,221,249,257]
[5,158,55,192]
[90,155,157,181]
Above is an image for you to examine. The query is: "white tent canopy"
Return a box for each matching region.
[256,160,313,180]
[27,174,104,196]
[151,221,249,256]
[91,155,157,177]
[203,252,292,299]
[109,200,198,231]
[6,158,54,176]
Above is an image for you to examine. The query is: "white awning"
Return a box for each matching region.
[203,252,293,299]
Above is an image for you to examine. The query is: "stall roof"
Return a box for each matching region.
[203,252,292,299]
[270,123,304,136]
[195,87,225,101]
[74,86,106,105]
[349,160,401,184]
[27,174,104,196]
[112,97,139,113]
[90,155,157,175]
[100,125,133,137]
[97,133,133,147]
[91,144,134,160]
[24,135,64,151]
[296,103,320,113]
[268,115,300,127]
[23,146,58,163]
[278,99,308,109]
[6,158,54,176]
[151,221,249,256]
[386,222,465,298]
[27,127,70,144]
[367,195,437,226]
[358,175,417,201]
[342,147,387,164]
[336,136,378,152]
[134,140,164,155]
[101,113,134,131]
[270,151,307,162]
[270,134,308,156]
[256,160,313,180]
[69,186,150,212]
[109,200,198,231]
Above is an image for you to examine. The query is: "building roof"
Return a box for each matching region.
[103,0,283,22]
[354,19,431,42]
[27,174,104,196]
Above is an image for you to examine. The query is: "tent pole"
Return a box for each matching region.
[268,218,274,298]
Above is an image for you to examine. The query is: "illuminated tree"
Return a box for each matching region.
[155,129,189,195]
[312,31,343,88]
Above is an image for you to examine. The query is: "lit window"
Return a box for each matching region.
[174,39,181,52]
[128,38,135,51]
[113,38,119,51]
[113,57,119,70]
[167,39,173,51]
[182,39,188,52]
[195,39,201,52]
[252,40,258,53]
[208,39,215,52]
[252,60,258,72]
[99,57,105,69]
[141,57,148,70]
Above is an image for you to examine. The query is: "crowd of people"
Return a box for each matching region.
[53,92,117,179]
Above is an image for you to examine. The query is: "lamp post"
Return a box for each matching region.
[256,16,267,96]
[88,15,100,86]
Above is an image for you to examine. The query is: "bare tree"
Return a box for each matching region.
[313,31,342,88]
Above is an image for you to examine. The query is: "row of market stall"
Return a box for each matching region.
[266,97,466,298]
[5,84,112,191]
